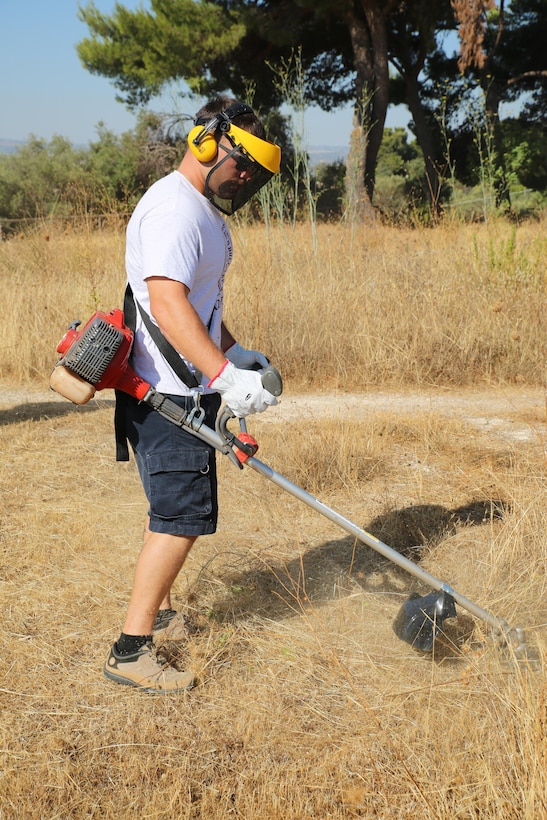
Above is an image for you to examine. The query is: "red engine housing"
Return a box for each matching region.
[55,308,151,400]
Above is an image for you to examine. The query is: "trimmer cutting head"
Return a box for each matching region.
[393,590,457,652]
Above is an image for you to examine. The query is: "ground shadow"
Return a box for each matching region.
[365,499,509,557]
[194,501,508,618]
[0,399,114,426]
[187,498,510,632]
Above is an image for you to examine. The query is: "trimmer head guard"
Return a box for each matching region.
[393,590,457,652]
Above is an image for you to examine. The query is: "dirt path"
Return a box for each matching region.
[1,382,545,444]
[276,386,546,444]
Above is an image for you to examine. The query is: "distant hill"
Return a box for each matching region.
[0,139,25,154]
[308,145,348,165]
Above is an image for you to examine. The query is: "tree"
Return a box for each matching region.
[373,127,429,218]
[312,160,346,219]
[0,136,87,224]
[85,111,187,203]
[387,0,456,215]
[77,0,247,107]
[76,0,417,218]
[77,0,547,219]
[450,0,547,207]
[503,119,547,191]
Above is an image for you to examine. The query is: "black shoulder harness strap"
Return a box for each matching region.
[114,283,199,462]
[123,283,199,388]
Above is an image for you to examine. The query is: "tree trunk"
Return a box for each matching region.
[482,74,511,210]
[344,9,373,221]
[343,0,392,222]
[361,0,390,202]
[403,71,443,216]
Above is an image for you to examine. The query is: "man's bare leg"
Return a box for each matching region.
[146,519,175,611]
[123,518,197,636]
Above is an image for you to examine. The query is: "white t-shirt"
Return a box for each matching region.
[125,170,233,396]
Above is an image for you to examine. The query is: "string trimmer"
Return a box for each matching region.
[51,308,538,665]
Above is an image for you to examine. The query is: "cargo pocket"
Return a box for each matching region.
[147,448,212,521]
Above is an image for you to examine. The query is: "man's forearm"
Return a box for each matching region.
[147,277,226,380]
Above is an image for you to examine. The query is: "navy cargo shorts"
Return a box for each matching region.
[123,392,221,536]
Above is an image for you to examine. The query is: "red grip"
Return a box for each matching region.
[234,432,259,463]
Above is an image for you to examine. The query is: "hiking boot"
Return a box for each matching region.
[153,607,178,633]
[104,642,195,693]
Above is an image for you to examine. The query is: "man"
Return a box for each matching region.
[104,97,281,692]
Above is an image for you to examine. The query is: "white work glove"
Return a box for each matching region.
[225,341,269,370]
[208,361,277,418]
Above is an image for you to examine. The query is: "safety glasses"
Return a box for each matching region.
[218,140,256,174]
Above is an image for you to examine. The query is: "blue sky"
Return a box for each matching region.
[1,0,410,149]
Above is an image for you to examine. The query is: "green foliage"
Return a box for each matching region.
[75,0,547,222]
[0,135,87,222]
[85,111,185,203]
[296,129,435,223]
[312,161,346,219]
[0,113,187,230]
[5,0,547,230]
[417,0,547,214]
[374,129,429,219]
[77,0,246,106]
[376,128,419,177]
[77,0,355,111]
[503,119,547,192]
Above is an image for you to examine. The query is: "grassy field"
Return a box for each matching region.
[0,217,545,388]
[0,219,546,818]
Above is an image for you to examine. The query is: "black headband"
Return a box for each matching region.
[194,102,254,133]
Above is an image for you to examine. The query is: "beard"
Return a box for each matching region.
[215,179,243,199]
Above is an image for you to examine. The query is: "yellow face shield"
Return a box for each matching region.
[204,123,281,215]
[226,123,281,174]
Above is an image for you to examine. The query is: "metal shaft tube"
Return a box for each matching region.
[191,410,510,634]
[172,408,515,640]
[244,454,510,634]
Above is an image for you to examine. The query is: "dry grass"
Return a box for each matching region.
[0,389,545,818]
[0,220,546,817]
[0,218,545,386]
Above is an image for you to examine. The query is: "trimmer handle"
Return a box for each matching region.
[221,364,283,424]
[216,365,283,465]
[257,364,283,397]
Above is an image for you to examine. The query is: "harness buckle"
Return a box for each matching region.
[187,389,205,430]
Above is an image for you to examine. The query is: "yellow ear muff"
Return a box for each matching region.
[187,125,218,162]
